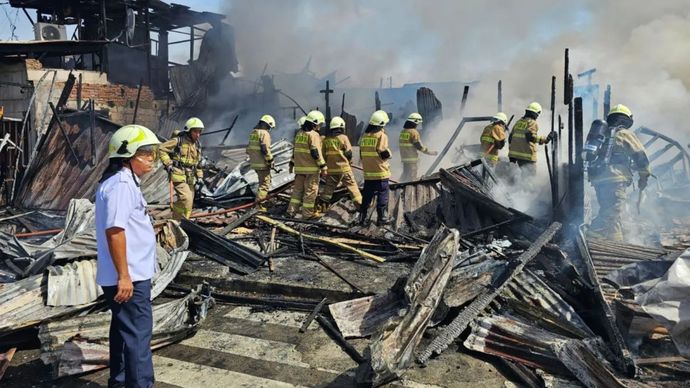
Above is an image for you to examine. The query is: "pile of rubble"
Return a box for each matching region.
[1,143,690,387]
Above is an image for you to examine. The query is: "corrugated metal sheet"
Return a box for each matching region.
[0,220,190,333]
[0,273,96,334]
[210,139,294,202]
[46,259,101,307]
[38,287,213,378]
[15,112,121,210]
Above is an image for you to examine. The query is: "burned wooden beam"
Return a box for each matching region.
[181,219,265,274]
[418,222,561,363]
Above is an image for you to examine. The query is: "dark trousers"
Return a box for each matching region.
[360,179,389,213]
[102,280,154,388]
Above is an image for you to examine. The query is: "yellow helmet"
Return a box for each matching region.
[369,110,390,126]
[526,102,542,115]
[184,117,205,131]
[492,112,508,124]
[305,110,326,126]
[407,112,423,125]
[330,116,346,130]
[297,116,307,128]
[108,125,160,158]
[260,114,276,129]
[608,104,632,119]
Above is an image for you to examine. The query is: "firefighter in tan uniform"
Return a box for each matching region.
[160,117,206,219]
[246,115,276,211]
[480,112,508,167]
[398,112,437,182]
[287,110,327,218]
[318,117,362,210]
[508,102,555,173]
[359,110,393,226]
[585,104,651,241]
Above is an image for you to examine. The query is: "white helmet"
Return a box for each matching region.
[108,125,160,158]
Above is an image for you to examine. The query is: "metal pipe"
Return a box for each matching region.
[90,98,96,166]
[497,80,502,112]
[425,116,494,176]
[15,228,63,238]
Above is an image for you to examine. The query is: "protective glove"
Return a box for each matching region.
[267,158,275,170]
[546,132,557,143]
[164,164,173,174]
[638,175,648,191]
[194,181,205,194]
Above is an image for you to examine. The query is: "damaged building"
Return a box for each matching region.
[1,1,690,388]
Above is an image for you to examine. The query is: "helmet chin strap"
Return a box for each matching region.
[123,159,141,187]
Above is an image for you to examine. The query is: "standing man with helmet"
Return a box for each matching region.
[359,110,393,226]
[318,116,362,211]
[585,104,650,241]
[96,125,160,387]
[247,114,276,211]
[508,102,555,174]
[399,112,437,182]
[159,117,206,219]
[287,110,327,218]
[480,112,508,167]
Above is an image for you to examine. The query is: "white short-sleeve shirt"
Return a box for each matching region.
[95,168,157,286]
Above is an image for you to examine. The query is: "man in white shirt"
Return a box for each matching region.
[96,124,160,388]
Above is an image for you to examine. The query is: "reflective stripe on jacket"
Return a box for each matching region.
[160,133,203,183]
[589,128,651,184]
[359,130,391,180]
[247,129,272,170]
[292,130,325,174]
[509,118,542,162]
[480,123,506,162]
[323,133,352,173]
[399,127,425,164]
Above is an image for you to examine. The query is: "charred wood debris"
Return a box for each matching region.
[1,64,690,388]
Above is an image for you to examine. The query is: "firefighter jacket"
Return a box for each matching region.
[480,123,507,162]
[323,131,353,174]
[508,117,544,162]
[589,128,651,185]
[160,132,203,184]
[247,128,273,171]
[292,129,326,174]
[399,127,429,164]
[359,129,391,180]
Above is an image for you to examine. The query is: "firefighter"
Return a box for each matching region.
[480,112,508,167]
[318,116,362,211]
[160,117,206,219]
[287,110,327,218]
[399,112,437,182]
[247,114,276,211]
[359,110,392,226]
[586,104,650,241]
[508,102,555,173]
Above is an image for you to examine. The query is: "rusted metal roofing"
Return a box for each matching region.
[15,112,121,210]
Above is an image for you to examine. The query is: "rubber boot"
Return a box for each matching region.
[376,207,389,226]
[358,208,369,226]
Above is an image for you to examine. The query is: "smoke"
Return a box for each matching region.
[222,0,690,142]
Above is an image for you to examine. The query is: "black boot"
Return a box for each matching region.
[358,208,369,226]
[376,207,389,226]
